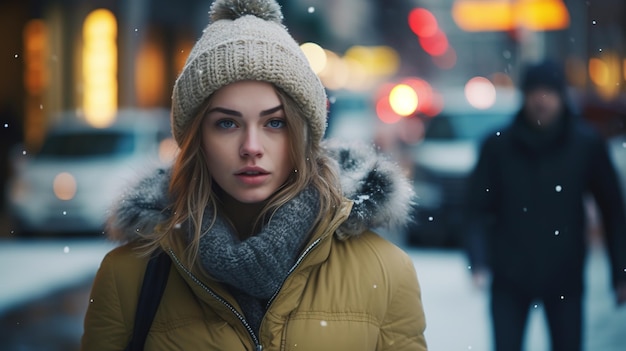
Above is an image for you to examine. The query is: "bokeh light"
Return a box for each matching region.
[375,83,403,124]
[464,76,496,109]
[300,42,327,74]
[53,172,77,201]
[419,30,449,56]
[408,8,438,37]
[82,9,118,128]
[389,84,419,116]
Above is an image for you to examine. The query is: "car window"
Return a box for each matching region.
[37,131,136,159]
[424,112,512,141]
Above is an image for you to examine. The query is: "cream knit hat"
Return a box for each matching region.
[171,0,328,146]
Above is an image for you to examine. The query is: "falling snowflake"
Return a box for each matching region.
[307,7,315,13]
[554,230,560,236]
[555,185,562,192]
[320,320,328,327]
[63,246,70,254]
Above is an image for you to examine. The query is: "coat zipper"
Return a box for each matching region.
[167,235,325,351]
[167,249,262,350]
[265,236,324,310]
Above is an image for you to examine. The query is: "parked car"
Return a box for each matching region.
[407,88,520,247]
[6,109,177,236]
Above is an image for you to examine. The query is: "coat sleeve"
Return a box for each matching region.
[81,246,137,351]
[587,136,626,289]
[377,251,427,351]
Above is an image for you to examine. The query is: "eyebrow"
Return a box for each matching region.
[206,105,283,117]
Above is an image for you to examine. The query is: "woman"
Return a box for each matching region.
[81,0,427,350]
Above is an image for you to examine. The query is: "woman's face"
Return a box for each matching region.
[201,80,293,204]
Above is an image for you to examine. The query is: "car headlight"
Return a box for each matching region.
[53,172,77,201]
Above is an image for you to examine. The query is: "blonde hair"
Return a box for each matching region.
[142,85,343,267]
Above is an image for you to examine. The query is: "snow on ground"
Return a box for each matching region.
[0,238,116,315]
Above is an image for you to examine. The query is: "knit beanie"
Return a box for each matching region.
[520,59,566,95]
[171,0,328,146]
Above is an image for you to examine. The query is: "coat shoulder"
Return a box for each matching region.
[101,243,150,273]
[337,230,417,277]
[93,244,151,308]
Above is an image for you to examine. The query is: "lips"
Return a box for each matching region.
[235,166,269,176]
[235,167,270,185]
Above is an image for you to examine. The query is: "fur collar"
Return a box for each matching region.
[106,140,414,242]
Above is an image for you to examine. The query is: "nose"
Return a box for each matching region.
[240,128,263,158]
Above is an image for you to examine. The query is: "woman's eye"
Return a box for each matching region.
[216,120,236,129]
[267,119,286,129]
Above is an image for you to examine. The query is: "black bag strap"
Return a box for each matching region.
[125,249,172,351]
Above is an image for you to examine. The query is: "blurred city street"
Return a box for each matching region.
[1,0,626,350]
[1,233,625,351]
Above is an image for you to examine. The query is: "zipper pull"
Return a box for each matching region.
[256,345,263,351]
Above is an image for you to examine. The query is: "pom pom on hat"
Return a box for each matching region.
[171,0,328,147]
[209,0,283,23]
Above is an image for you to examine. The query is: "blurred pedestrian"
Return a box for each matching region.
[80,0,427,350]
[465,59,626,351]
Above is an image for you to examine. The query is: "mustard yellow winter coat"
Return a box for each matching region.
[81,201,427,350]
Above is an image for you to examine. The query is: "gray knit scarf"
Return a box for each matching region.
[198,186,320,334]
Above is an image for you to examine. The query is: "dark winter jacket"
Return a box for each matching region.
[466,106,626,296]
[81,141,427,351]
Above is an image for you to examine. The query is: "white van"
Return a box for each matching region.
[6,109,177,236]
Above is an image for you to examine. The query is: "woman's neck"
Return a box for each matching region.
[219,193,266,240]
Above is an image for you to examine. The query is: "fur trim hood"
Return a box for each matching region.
[107,140,414,242]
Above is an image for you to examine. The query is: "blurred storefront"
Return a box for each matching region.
[1,0,210,152]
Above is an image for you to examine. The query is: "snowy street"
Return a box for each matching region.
[1,237,625,350]
[412,244,626,351]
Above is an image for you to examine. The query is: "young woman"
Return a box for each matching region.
[81,0,427,350]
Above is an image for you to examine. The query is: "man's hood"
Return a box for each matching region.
[106,140,415,242]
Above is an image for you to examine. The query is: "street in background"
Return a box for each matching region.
[5,109,176,237]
